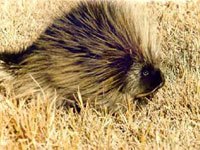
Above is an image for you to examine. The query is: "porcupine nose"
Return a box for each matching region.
[150,69,165,92]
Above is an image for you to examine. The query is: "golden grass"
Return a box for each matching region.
[0,0,199,149]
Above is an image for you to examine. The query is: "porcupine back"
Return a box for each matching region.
[0,1,161,111]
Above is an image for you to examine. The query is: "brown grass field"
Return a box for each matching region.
[0,0,199,149]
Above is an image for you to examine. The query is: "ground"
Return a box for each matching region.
[0,0,199,149]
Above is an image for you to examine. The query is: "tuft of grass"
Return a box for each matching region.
[0,0,199,149]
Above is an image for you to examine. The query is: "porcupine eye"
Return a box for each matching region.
[139,64,165,96]
[142,70,149,77]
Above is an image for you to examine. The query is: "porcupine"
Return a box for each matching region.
[0,0,165,112]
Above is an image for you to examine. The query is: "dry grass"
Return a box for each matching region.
[0,0,199,149]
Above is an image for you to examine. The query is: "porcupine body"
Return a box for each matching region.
[0,0,165,111]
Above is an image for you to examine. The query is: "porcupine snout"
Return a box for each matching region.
[136,64,165,98]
